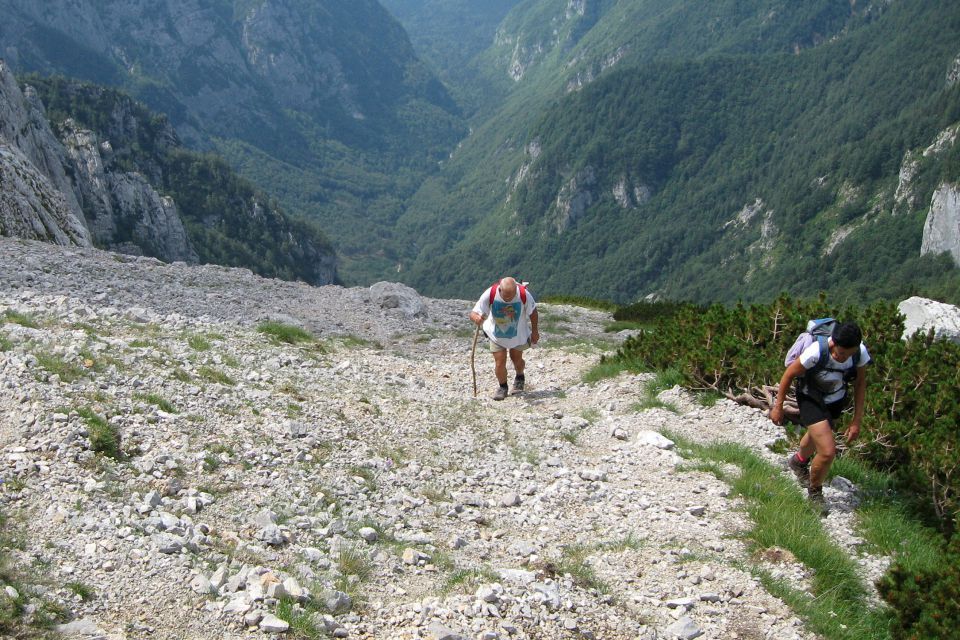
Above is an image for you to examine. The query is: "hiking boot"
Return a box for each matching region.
[512,377,525,394]
[787,454,810,488]
[808,486,828,515]
[493,386,508,401]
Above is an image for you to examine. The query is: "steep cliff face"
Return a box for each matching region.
[0,143,88,244]
[0,0,457,150]
[0,59,196,261]
[0,59,90,245]
[922,183,960,266]
[1,63,337,284]
[59,121,196,262]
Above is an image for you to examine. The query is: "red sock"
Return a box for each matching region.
[795,452,808,464]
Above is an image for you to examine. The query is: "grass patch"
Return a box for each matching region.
[580,407,600,424]
[549,544,609,594]
[582,360,629,383]
[2,309,40,328]
[631,367,685,413]
[421,485,451,503]
[0,509,67,637]
[197,366,235,386]
[377,446,407,466]
[333,544,374,608]
[597,533,645,552]
[77,408,121,459]
[257,322,315,345]
[65,581,95,602]
[275,597,324,639]
[0,335,11,352]
[34,352,87,383]
[134,392,178,414]
[185,334,211,351]
[440,566,500,596]
[828,457,943,575]
[349,466,378,491]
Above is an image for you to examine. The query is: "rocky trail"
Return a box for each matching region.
[0,237,886,640]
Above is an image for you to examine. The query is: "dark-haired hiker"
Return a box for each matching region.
[770,322,871,510]
[469,277,539,400]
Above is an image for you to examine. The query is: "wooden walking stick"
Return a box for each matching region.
[471,323,481,397]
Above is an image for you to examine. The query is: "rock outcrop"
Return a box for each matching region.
[0,59,91,245]
[0,143,88,244]
[921,182,960,266]
[59,120,196,262]
[898,296,960,344]
[552,166,596,234]
[0,59,197,261]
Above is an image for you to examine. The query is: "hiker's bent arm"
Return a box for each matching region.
[770,359,806,425]
[846,366,867,442]
[470,310,484,326]
[530,309,539,344]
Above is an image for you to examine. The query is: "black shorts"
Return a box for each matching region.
[797,391,848,429]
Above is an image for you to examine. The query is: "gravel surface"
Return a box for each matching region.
[0,236,887,639]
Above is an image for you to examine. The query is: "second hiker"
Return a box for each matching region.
[770,320,870,510]
[469,277,539,400]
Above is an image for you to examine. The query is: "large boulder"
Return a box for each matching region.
[921,182,960,266]
[369,282,427,318]
[898,296,960,343]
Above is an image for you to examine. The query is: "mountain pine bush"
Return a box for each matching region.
[611,294,960,528]
[611,294,960,633]
[878,532,960,639]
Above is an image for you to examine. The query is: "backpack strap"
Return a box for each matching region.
[489,281,527,305]
[811,335,831,374]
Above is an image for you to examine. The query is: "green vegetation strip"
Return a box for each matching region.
[257,322,315,345]
[666,431,892,640]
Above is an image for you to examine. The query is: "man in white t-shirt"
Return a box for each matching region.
[469,277,540,400]
[770,321,870,511]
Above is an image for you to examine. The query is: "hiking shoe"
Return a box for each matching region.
[787,454,810,488]
[493,386,508,401]
[808,486,828,515]
[512,377,525,394]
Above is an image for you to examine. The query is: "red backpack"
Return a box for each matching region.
[489,280,527,305]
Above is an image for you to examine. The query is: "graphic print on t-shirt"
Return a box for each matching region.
[491,299,522,339]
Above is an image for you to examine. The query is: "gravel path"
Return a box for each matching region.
[0,237,886,639]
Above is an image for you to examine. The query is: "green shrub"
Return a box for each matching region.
[613,300,697,324]
[610,294,960,530]
[878,532,960,639]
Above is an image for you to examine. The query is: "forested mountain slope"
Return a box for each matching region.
[0,67,336,284]
[396,0,960,304]
[0,0,466,283]
[379,0,521,115]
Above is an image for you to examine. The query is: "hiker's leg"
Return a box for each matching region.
[493,349,508,385]
[508,348,525,376]
[806,420,836,488]
[797,430,815,461]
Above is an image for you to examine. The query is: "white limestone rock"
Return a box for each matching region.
[898,296,960,343]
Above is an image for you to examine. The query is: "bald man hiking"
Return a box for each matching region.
[470,277,540,400]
